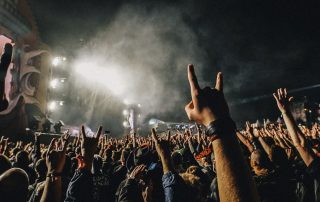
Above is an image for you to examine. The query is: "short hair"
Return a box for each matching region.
[0,168,29,202]
[35,159,47,178]
[15,151,30,166]
[0,155,11,175]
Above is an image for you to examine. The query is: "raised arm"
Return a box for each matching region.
[40,132,69,202]
[273,88,315,166]
[65,125,102,202]
[184,64,259,202]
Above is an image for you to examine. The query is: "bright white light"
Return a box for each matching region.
[60,79,65,83]
[48,101,57,111]
[149,119,156,125]
[59,101,64,106]
[50,79,58,89]
[123,109,129,116]
[74,60,128,96]
[52,57,60,66]
[123,99,130,105]
[123,121,130,128]
[62,57,67,61]
[138,114,141,118]
[137,104,141,107]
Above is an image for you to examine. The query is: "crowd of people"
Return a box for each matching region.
[0,65,319,202]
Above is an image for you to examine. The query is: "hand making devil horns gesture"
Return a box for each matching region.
[185,64,230,126]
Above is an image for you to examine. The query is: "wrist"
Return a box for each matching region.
[47,168,63,174]
[205,117,236,141]
[281,108,290,115]
[46,170,63,182]
[47,170,63,176]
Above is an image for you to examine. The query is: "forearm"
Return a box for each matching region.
[283,112,305,146]
[236,132,254,153]
[40,177,62,202]
[160,156,174,174]
[282,112,315,166]
[212,134,259,202]
[258,137,271,156]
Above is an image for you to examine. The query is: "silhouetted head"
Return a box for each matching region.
[15,150,30,167]
[35,159,47,180]
[0,168,29,202]
[0,155,11,175]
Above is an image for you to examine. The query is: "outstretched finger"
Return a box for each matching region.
[167,130,171,141]
[187,64,200,107]
[81,125,87,140]
[280,88,285,98]
[62,138,68,153]
[48,138,56,153]
[284,88,288,98]
[246,121,251,130]
[151,128,159,144]
[273,93,279,103]
[277,89,283,99]
[288,96,294,102]
[215,72,223,92]
[95,126,103,139]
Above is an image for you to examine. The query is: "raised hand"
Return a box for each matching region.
[245,121,254,136]
[129,165,147,180]
[185,64,230,126]
[61,130,70,142]
[0,136,8,154]
[151,128,171,158]
[151,128,173,173]
[46,137,68,174]
[80,125,102,170]
[273,88,293,114]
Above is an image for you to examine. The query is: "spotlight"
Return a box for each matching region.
[59,101,64,106]
[52,57,60,66]
[123,121,130,128]
[62,57,67,61]
[123,99,130,105]
[123,109,129,116]
[137,104,141,107]
[50,79,58,89]
[48,101,57,111]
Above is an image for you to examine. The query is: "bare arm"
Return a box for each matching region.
[152,129,173,174]
[258,137,272,157]
[40,133,69,202]
[273,88,315,166]
[185,65,259,202]
[236,131,255,153]
[213,132,259,201]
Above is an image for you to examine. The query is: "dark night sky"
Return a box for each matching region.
[28,0,320,132]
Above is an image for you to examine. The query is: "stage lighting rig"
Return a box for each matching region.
[52,56,67,67]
